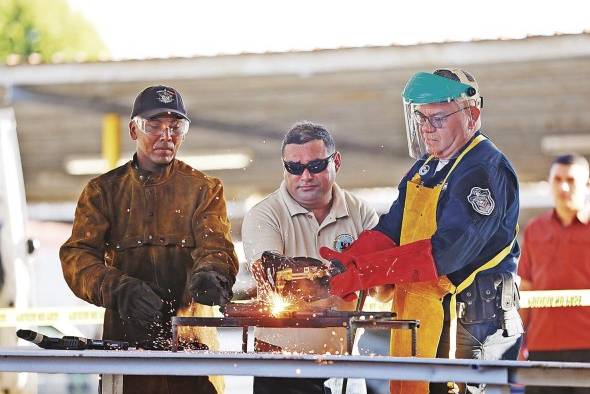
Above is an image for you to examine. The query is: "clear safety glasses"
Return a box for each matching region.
[412,106,469,129]
[133,116,190,137]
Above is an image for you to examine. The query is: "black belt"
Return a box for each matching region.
[455,272,519,321]
[454,273,523,336]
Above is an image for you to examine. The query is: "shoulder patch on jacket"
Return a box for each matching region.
[467,187,495,216]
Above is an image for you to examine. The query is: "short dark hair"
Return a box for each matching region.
[281,121,336,155]
[552,154,589,169]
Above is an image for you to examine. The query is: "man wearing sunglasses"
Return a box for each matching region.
[320,69,523,394]
[60,85,238,394]
[242,121,378,394]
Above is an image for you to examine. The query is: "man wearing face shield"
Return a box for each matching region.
[320,69,522,393]
[60,85,238,394]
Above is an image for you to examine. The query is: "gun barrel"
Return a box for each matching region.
[16,329,37,343]
[87,339,129,350]
[17,329,128,350]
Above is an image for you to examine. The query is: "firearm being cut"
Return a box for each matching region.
[16,329,128,350]
[16,328,209,351]
[256,251,343,302]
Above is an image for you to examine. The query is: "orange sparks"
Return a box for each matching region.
[268,292,292,316]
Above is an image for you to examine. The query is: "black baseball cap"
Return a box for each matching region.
[130,85,189,121]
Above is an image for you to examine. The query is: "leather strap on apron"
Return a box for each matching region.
[390,135,517,394]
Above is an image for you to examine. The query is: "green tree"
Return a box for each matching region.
[0,0,107,64]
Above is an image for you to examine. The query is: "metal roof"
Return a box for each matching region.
[2,33,590,203]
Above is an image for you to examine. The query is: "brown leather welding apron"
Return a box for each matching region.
[390,135,516,394]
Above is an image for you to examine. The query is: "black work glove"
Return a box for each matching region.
[188,270,233,306]
[113,276,164,330]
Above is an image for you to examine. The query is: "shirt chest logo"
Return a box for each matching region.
[467,187,495,216]
[334,234,354,252]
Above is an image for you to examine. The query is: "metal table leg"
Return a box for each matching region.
[242,326,248,353]
[101,374,123,394]
[411,325,417,356]
[342,319,356,394]
[346,320,354,356]
[171,320,178,352]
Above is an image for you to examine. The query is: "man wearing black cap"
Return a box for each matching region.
[60,85,238,394]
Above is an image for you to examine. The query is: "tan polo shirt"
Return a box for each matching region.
[241,182,378,354]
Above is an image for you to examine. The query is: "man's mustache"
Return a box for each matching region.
[297,182,319,188]
[153,143,175,150]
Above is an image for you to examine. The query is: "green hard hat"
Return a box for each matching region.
[402,71,477,104]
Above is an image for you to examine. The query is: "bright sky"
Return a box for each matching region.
[68,0,590,60]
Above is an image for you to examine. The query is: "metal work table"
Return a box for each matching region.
[3,347,590,394]
[171,311,419,356]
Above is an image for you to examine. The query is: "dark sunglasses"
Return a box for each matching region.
[283,152,336,175]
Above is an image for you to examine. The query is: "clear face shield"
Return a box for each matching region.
[403,100,428,160]
[401,71,481,159]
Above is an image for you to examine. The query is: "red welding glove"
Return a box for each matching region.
[319,230,397,300]
[322,239,439,298]
[319,230,397,267]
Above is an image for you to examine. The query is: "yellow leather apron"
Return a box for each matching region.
[390,135,517,393]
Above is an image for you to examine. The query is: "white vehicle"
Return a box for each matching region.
[0,107,36,393]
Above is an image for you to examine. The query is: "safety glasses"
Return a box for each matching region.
[413,106,469,129]
[283,152,336,175]
[133,116,190,137]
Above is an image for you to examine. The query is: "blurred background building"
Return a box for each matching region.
[3,32,590,221]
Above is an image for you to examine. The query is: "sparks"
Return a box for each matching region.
[268,292,292,316]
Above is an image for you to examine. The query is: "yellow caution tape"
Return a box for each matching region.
[0,306,105,327]
[520,290,590,309]
[0,290,587,327]
[362,290,590,311]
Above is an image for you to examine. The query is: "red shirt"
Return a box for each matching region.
[518,210,590,351]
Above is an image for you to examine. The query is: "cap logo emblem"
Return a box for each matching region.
[156,89,175,104]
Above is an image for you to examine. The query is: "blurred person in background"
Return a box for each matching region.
[60,85,238,394]
[518,154,590,394]
[320,68,523,394]
[242,121,379,394]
